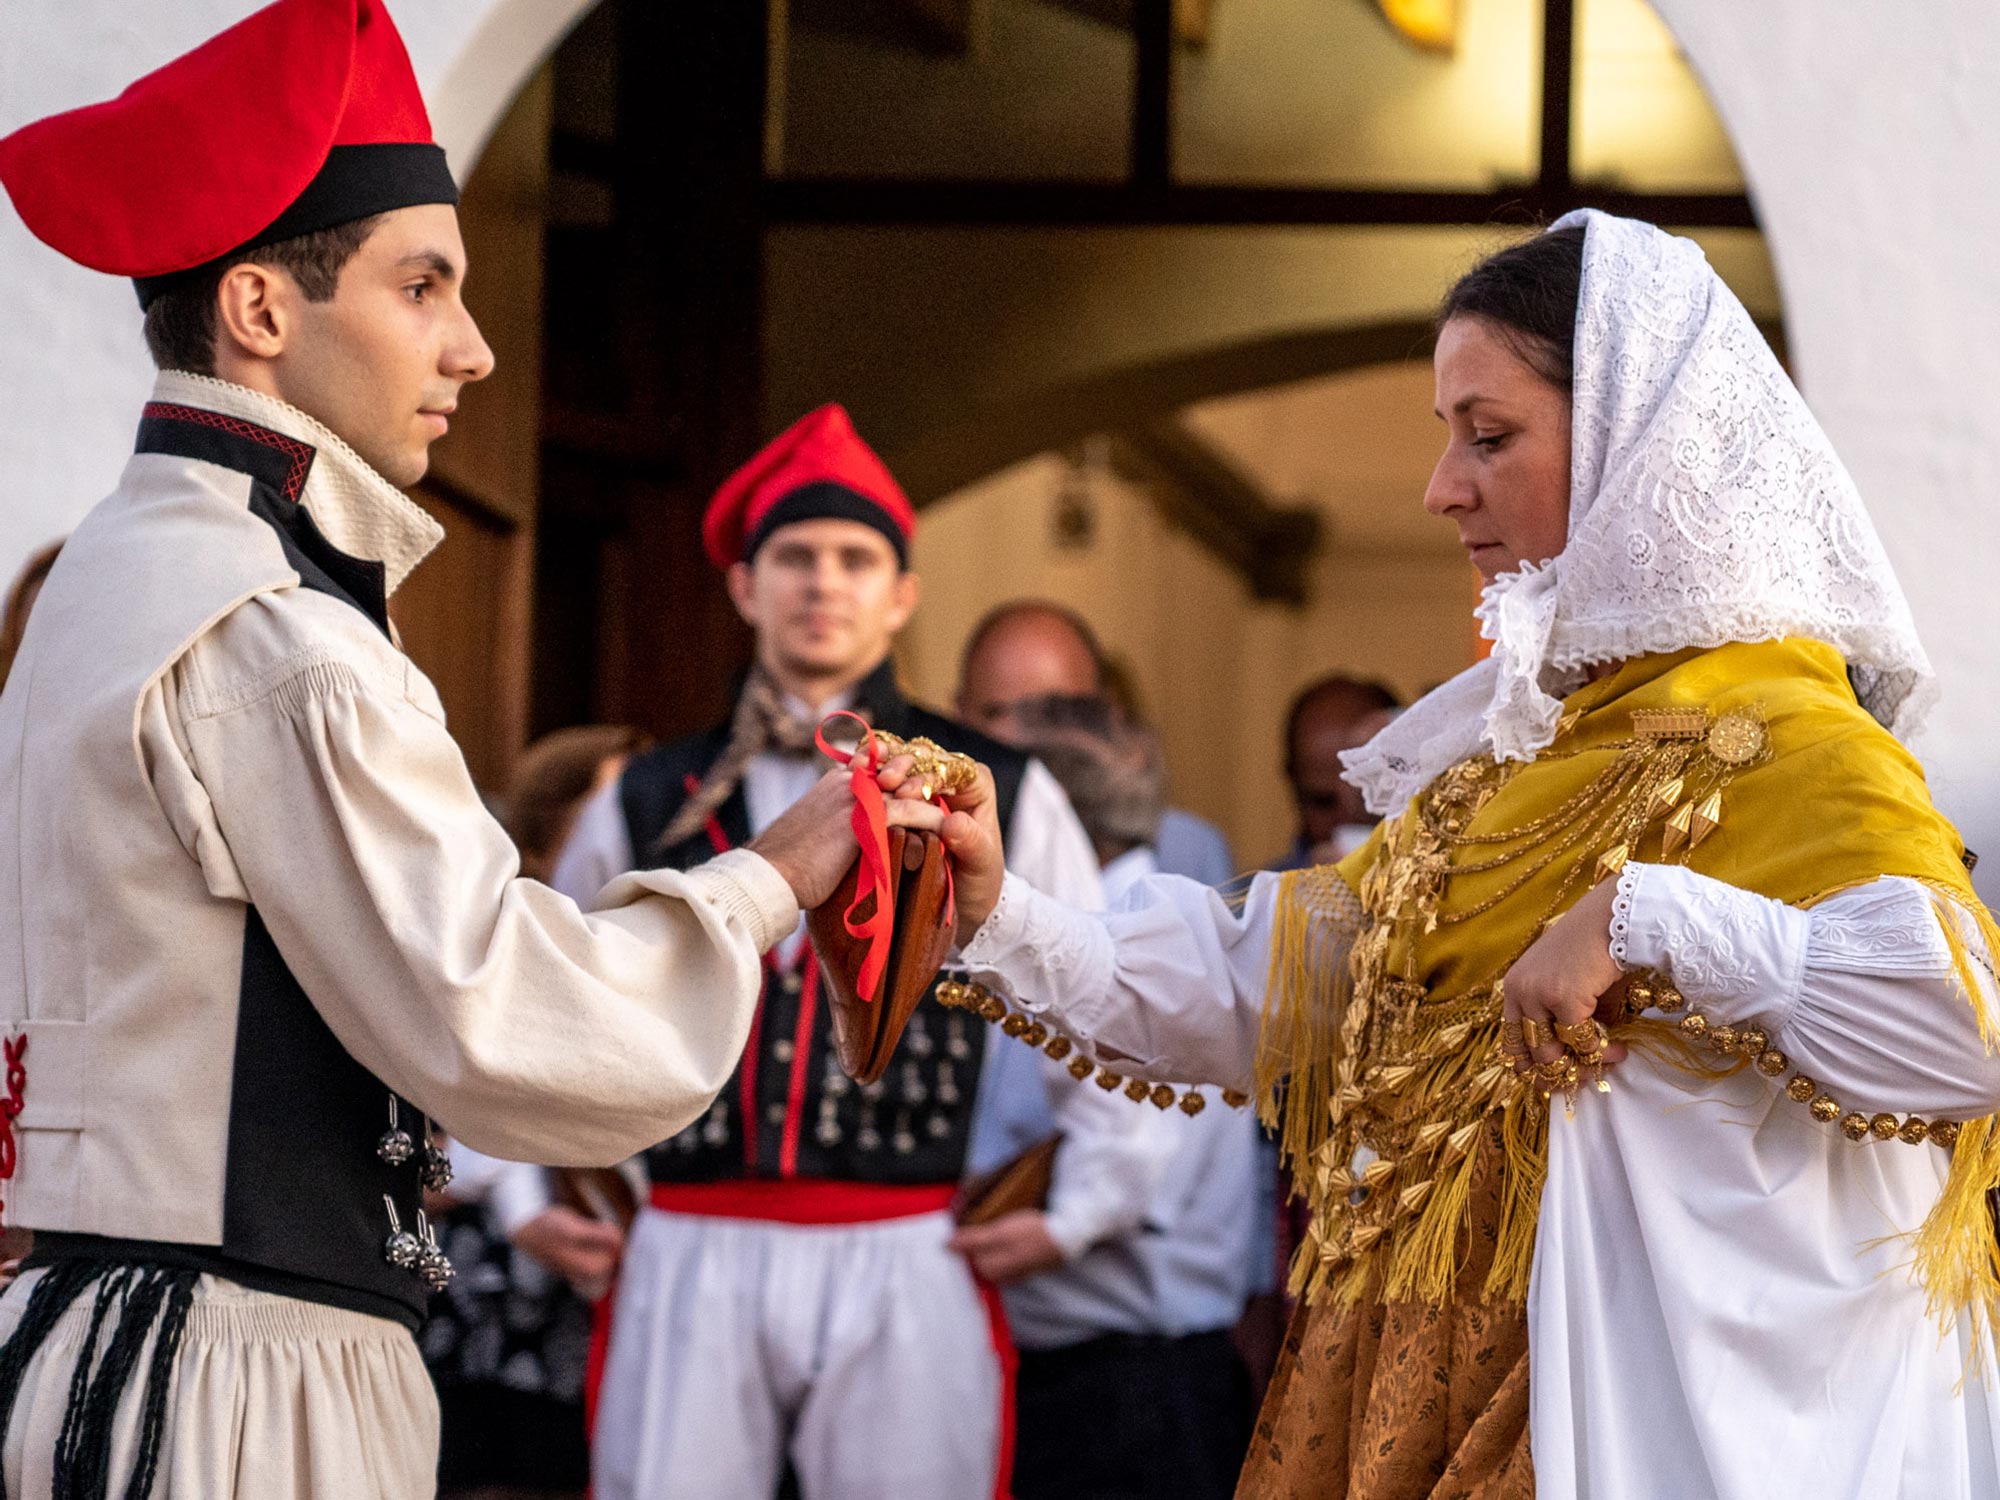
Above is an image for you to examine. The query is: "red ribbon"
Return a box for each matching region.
[816,712,896,1003]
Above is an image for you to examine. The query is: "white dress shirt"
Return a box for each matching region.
[973,847,1264,1349]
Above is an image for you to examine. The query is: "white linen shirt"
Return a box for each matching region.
[0,371,794,1255]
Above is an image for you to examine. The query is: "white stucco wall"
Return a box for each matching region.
[0,0,589,582]
[2,0,1997,887]
[1650,0,2000,894]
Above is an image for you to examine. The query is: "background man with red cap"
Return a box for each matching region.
[550,404,1166,1500]
[0,5,902,1497]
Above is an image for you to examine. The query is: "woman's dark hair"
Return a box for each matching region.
[141,215,383,376]
[1437,224,1586,395]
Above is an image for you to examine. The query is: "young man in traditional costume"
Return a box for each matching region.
[0,5,906,1496]
[913,212,2000,1498]
[549,404,1163,1500]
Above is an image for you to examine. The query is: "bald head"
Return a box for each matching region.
[956,601,1105,744]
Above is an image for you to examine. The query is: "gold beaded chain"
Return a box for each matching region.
[932,978,1247,1116]
[1628,972,1963,1148]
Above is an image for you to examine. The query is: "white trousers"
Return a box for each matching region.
[0,1269,437,1499]
[592,1207,1004,1500]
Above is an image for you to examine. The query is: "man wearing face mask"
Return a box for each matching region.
[956,600,1237,888]
[1271,675,1399,870]
[552,406,1158,1500]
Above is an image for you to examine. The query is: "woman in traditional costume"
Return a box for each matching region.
[929,211,2000,1498]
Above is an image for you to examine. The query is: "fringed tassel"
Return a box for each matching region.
[0,1260,102,1500]
[1381,1039,1499,1303]
[1910,1114,2000,1369]
[1622,1016,1748,1082]
[0,1262,199,1500]
[1905,885,2000,1364]
[1920,882,2000,1054]
[1484,1091,1547,1303]
[1382,1129,1479,1303]
[1255,868,1361,1184]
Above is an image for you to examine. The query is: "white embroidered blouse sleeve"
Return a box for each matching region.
[1612,862,2000,1118]
[998,758,1170,1258]
[959,868,1298,1093]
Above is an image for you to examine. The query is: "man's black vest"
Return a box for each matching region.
[619,660,1026,1186]
[27,405,434,1329]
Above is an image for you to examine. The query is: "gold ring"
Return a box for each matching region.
[1520,1018,1550,1050]
[1554,1019,1608,1059]
[1534,1055,1578,1090]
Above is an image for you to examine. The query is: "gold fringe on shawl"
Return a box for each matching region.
[1253,866,1357,1211]
[1908,886,2000,1351]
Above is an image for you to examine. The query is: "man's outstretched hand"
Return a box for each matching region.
[881,755,1006,945]
[748,763,952,911]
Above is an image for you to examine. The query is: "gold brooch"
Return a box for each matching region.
[1705,709,1768,767]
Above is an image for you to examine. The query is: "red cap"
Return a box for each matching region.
[0,0,457,300]
[704,405,917,570]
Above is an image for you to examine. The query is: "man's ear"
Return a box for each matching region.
[214,262,290,363]
[724,561,759,628]
[887,568,922,633]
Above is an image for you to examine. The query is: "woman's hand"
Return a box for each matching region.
[881,754,1007,945]
[1499,879,1630,1085]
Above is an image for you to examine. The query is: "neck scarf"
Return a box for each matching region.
[656,666,862,853]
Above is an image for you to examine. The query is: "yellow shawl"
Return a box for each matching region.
[1259,637,2000,1330]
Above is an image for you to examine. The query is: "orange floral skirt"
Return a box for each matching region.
[1235,1136,1533,1500]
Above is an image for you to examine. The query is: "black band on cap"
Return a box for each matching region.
[744,482,910,568]
[134,144,460,309]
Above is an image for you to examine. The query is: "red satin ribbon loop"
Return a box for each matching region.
[816,711,893,1002]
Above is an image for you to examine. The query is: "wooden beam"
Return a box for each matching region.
[891,319,1440,505]
[1132,0,1174,187]
[1539,0,1575,192]
[761,177,1757,227]
[790,0,979,56]
[1109,419,1323,605]
[1043,0,1215,44]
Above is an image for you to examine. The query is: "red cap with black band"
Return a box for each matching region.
[0,0,458,308]
[703,404,918,571]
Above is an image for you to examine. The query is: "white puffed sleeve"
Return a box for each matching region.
[1612,862,2000,1118]
[959,868,1297,1092]
[172,591,798,1168]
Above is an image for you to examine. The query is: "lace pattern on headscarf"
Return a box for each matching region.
[1343,210,1935,815]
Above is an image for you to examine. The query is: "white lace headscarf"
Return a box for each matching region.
[1342,209,1935,817]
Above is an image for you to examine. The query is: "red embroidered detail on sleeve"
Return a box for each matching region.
[0,1034,28,1224]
